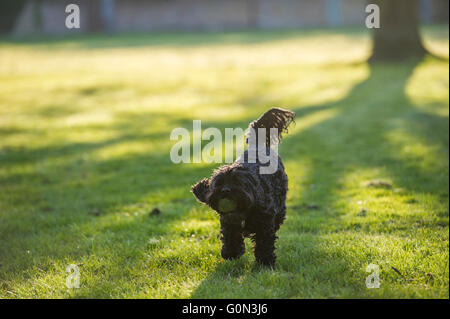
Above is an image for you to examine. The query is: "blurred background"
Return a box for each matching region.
[0,0,448,298]
[1,0,449,35]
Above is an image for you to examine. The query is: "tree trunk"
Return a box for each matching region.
[87,0,103,32]
[246,0,259,29]
[370,0,427,62]
[31,0,42,33]
[0,0,27,33]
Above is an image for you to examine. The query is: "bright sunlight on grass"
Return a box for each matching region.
[0,26,448,298]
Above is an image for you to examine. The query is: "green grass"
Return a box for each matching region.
[0,26,448,298]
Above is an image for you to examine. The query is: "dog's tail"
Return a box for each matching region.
[246,107,295,146]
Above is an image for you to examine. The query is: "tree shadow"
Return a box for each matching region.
[0,28,368,50]
[1,74,343,295]
[1,53,447,297]
[191,56,448,298]
[0,108,221,295]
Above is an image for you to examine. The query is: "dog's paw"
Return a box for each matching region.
[255,255,276,268]
[221,245,245,260]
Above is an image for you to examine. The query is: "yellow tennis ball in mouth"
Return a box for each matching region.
[218,199,237,213]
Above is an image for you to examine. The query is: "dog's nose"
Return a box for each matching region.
[221,187,231,195]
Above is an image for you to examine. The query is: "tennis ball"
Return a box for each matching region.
[218,199,237,213]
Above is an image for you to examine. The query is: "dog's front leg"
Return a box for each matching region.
[219,214,245,260]
[253,214,276,267]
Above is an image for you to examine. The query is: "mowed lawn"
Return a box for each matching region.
[0,27,448,299]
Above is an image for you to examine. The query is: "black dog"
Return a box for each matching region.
[191,108,295,267]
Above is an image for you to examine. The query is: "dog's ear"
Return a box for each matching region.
[191,178,210,204]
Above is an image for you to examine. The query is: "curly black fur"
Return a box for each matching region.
[247,107,295,146]
[191,108,295,267]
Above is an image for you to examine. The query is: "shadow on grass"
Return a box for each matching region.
[0,100,344,295]
[0,53,447,297]
[0,108,220,294]
[191,56,449,298]
[0,28,369,50]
